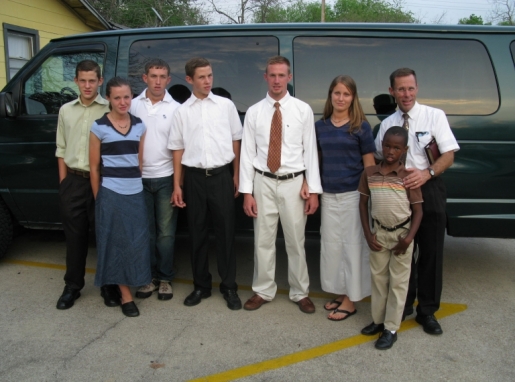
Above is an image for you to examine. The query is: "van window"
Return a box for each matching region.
[511,41,515,64]
[293,37,498,116]
[22,51,104,115]
[129,36,279,113]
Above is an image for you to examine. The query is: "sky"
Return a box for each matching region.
[207,0,496,25]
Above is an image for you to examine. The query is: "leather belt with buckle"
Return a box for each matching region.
[187,164,229,177]
[374,217,411,232]
[255,168,304,180]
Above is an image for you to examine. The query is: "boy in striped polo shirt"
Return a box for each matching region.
[357,126,423,350]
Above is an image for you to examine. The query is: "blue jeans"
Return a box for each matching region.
[142,175,178,282]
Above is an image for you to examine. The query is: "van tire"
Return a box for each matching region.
[0,199,13,259]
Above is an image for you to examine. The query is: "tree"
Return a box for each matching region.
[208,0,283,24]
[489,0,515,25]
[458,14,485,25]
[89,0,208,28]
[253,0,416,23]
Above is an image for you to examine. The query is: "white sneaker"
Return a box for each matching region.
[135,279,158,298]
[158,281,173,301]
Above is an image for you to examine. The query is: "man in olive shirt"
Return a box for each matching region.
[55,60,117,310]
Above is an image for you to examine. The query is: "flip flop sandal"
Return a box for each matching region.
[324,298,343,311]
[328,308,357,321]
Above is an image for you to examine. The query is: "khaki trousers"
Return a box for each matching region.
[251,172,309,302]
[370,223,413,331]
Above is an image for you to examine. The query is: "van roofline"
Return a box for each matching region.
[50,22,515,42]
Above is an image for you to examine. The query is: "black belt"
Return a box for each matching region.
[67,167,90,178]
[374,217,410,232]
[186,164,229,177]
[255,168,304,180]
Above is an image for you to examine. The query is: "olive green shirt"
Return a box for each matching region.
[55,93,109,172]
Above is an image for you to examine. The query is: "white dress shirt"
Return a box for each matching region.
[239,92,322,194]
[130,89,180,178]
[374,102,460,170]
[168,92,242,168]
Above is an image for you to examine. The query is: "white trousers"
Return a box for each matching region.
[320,191,371,301]
[251,172,309,302]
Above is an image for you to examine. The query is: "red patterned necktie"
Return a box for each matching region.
[267,102,282,173]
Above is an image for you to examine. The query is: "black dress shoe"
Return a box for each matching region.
[56,286,81,310]
[121,301,140,317]
[101,285,121,307]
[184,290,211,307]
[361,322,385,335]
[416,315,443,335]
[375,330,397,350]
[223,290,242,310]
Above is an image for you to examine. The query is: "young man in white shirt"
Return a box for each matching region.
[130,59,180,301]
[169,57,243,310]
[239,56,323,314]
[374,67,460,335]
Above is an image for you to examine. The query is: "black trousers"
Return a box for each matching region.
[59,172,95,290]
[405,177,447,316]
[184,165,237,293]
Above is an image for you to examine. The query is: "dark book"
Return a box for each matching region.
[424,138,441,165]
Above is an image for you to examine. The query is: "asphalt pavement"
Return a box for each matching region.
[0,229,514,382]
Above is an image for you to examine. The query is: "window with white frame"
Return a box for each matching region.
[3,24,39,81]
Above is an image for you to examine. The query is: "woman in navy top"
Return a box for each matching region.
[315,75,376,321]
[89,77,151,318]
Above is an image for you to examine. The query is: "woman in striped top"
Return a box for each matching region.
[89,77,151,318]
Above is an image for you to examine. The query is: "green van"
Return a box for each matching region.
[1,23,514,257]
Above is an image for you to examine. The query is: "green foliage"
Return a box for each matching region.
[458,14,484,25]
[89,0,208,28]
[253,0,415,23]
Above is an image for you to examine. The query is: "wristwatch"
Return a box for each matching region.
[428,167,435,178]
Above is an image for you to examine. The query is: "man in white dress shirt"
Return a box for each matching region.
[239,55,323,313]
[374,68,460,335]
[130,59,180,301]
[168,57,243,310]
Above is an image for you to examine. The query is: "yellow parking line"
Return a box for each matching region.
[188,302,467,382]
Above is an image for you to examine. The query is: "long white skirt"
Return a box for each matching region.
[320,191,371,301]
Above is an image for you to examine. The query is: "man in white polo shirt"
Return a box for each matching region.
[130,59,180,301]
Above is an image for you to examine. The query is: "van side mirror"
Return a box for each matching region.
[0,92,16,117]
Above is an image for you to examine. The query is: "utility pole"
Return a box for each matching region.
[321,0,326,22]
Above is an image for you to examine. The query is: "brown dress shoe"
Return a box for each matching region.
[244,294,269,311]
[296,297,315,314]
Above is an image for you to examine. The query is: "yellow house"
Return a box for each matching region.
[0,0,114,89]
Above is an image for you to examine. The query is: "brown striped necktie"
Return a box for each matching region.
[267,102,282,173]
[402,113,409,130]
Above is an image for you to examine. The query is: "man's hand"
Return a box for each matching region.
[403,167,430,189]
[300,179,309,200]
[365,233,383,252]
[233,174,240,198]
[172,187,186,208]
[392,235,411,255]
[243,193,258,218]
[304,193,319,215]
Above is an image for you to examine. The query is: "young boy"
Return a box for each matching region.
[358,125,423,350]
[168,57,243,310]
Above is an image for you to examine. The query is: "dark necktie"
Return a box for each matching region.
[267,102,282,173]
[402,113,409,130]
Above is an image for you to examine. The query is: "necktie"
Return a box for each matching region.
[267,102,282,173]
[402,113,409,130]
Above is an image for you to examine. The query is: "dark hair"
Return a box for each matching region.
[384,126,408,146]
[105,77,132,110]
[389,68,417,88]
[75,60,102,79]
[266,55,290,73]
[322,75,367,133]
[144,58,170,75]
[185,57,210,78]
